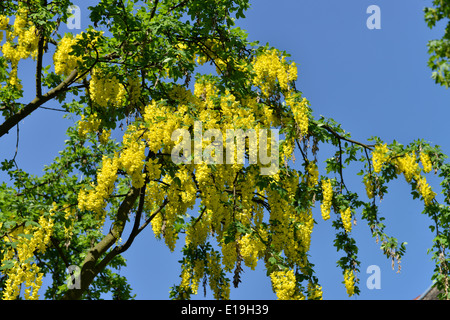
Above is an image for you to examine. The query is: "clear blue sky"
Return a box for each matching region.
[1,0,449,300]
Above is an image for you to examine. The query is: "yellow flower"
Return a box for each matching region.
[372,143,389,173]
[89,67,127,108]
[396,152,420,183]
[270,269,303,300]
[53,33,82,77]
[417,176,436,206]
[344,269,355,297]
[340,207,352,233]
[120,134,146,188]
[321,179,333,220]
[77,155,119,222]
[239,233,265,270]
[0,15,9,30]
[420,151,432,173]
[1,214,54,300]
[77,113,101,138]
[306,161,319,188]
[363,174,374,199]
[252,49,296,97]
[307,282,323,300]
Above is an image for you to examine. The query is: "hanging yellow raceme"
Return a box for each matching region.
[343,269,355,297]
[89,67,127,108]
[363,174,375,199]
[306,161,319,188]
[1,7,39,89]
[417,176,436,206]
[239,233,266,270]
[395,152,420,183]
[420,151,432,173]
[1,213,54,300]
[321,179,333,221]
[372,143,390,173]
[77,155,120,227]
[270,269,304,300]
[340,207,352,233]
[53,33,83,77]
[252,48,297,97]
[307,282,323,300]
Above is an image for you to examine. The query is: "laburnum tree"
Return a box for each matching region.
[0,0,449,300]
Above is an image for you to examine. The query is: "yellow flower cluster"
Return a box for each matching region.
[0,15,8,46]
[77,122,164,225]
[305,161,319,188]
[120,133,147,188]
[343,269,355,297]
[252,49,297,97]
[1,214,54,300]
[281,138,295,164]
[321,179,333,221]
[340,207,352,233]
[77,113,101,139]
[363,174,374,199]
[1,8,39,89]
[89,68,127,108]
[78,155,119,222]
[239,233,266,270]
[420,151,432,173]
[53,33,83,77]
[0,15,8,30]
[417,176,436,206]
[144,181,165,237]
[54,30,102,77]
[307,282,323,300]
[285,208,314,263]
[75,70,320,299]
[270,269,303,300]
[175,165,196,207]
[220,240,238,272]
[207,251,230,300]
[98,129,111,145]
[180,250,231,300]
[372,143,389,173]
[287,93,309,138]
[179,259,205,296]
[185,213,211,248]
[395,152,420,183]
[143,99,186,154]
[266,173,314,268]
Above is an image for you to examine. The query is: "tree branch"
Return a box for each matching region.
[0,69,78,138]
[321,124,374,151]
[61,185,139,300]
[150,0,159,21]
[36,31,45,98]
[90,198,168,285]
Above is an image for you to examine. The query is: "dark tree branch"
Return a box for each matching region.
[0,69,78,138]
[36,31,45,98]
[150,0,159,20]
[61,185,140,300]
[90,198,168,285]
[321,124,374,151]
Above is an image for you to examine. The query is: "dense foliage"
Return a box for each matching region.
[0,0,449,300]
